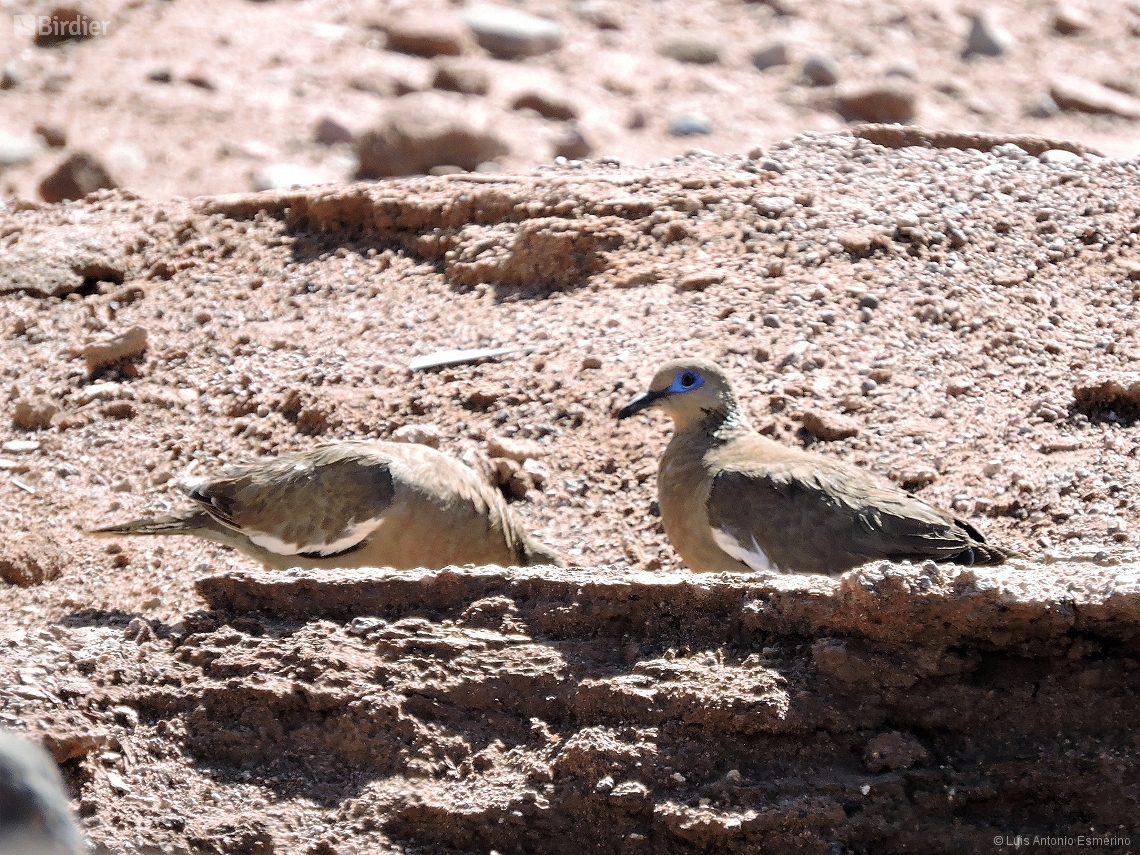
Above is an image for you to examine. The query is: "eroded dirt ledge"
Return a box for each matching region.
[9,559,1139,854]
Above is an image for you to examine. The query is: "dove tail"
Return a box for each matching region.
[90,511,215,538]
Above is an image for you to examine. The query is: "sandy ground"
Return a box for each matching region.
[3,0,1140,203]
[0,128,1139,851]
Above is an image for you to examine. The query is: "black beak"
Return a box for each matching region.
[617,389,666,420]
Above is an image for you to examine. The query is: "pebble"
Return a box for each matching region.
[356,92,508,177]
[382,13,467,57]
[762,314,781,328]
[945,377,974,396]
[33,6,98,47]
[802,409,860,441]
[314,117,353,145]
[581,356,603,370]
[657,38,720,65]
[1053,5,1092,35]
[0,132,45,168]
[12,398,59,431]
[38,152,117,203]
[668,113,713,137]
[1025,95,1060,118]
[676,271,725,291]
[252,163,322,191]
[459,3,563,59]
[347,617,386,637]
[391,424,442,448]
[147,68,172,83]
[802,55,839,87]
[1039,148,1082,164]
[487,433,544,462]
[838,228,876,254]
[2,440,40,454]
[511,91,579,121]
[752,42,789,71]
[553,123,592,160]
[754,195,794,217]
[33,123,67,148]
[432,59,490,96]
[1050,75,1140,118]
[835,85,916,123]
[0,61,21,89]
[964,12,1013,58]
[83,326,148,373]
[858,294,880,310]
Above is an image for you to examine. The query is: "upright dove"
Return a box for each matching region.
[617,358,1013,576]
[93,440,564,570]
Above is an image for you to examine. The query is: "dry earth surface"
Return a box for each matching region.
[2,129,1140,851]
[4,0,1140,201]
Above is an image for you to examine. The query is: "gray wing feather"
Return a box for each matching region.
[188,443,396,554]
[707,461,984,575]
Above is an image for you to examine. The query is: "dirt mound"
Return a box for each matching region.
[2,131,1140,852]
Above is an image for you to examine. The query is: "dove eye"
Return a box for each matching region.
[668,371,705,393]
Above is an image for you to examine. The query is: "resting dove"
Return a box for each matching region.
[94,440,563,570]
[618,358,1013,575]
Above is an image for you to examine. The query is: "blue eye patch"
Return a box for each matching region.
[668,371,705,394]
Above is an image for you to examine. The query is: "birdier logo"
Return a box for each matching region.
[13,12,108,39]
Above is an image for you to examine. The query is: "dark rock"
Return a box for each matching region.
[33,123,67,148]
[752,42,790,71]
[511,91,579,121]
[38,152,117,203]
[553,122,592,159]
[835,85,916,123]
[964,12,1013,58]
[314,117,353,145]
[802,55,839,86]
[32,6,102,47]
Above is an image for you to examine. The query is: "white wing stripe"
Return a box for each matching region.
[711,527,780,573]
[248,516,387,556]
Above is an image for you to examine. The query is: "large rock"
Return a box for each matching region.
[38,152,117,203]
[356,92,508,177]
[459,3,563,59]
[1050,75,1140,118]
[835,85,917,123]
